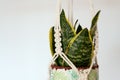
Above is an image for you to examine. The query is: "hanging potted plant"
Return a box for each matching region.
[48,0,100,79]
[48,9,100,80]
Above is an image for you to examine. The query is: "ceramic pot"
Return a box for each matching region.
[49,64,99,80]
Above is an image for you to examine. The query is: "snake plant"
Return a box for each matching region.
[49,9,100,67]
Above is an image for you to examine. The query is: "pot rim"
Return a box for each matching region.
[51,64,99,70]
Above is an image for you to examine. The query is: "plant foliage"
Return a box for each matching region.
[49,9,100,67]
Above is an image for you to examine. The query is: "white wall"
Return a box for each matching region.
[0,0,120,80]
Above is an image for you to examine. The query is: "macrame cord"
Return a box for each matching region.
[49,0,99,80]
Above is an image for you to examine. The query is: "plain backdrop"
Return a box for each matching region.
[0,0,120,80]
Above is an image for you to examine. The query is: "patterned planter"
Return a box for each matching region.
[49,64,99,80]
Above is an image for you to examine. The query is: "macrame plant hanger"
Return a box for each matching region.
[50,0,99,80]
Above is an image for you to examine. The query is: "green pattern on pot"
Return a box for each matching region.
[50,68,98,80]
[50,69,69,80]
[88,69,99,80]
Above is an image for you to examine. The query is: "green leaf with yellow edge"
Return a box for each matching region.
[60,9,76,53]
[66,28,93,67]
[90,10,101,40]
[49,26,55,56]
[56,9,76,66]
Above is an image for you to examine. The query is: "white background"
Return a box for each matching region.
[0,0,120,80]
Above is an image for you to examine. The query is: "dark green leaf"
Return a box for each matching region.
[76,24,82,34]
[66,28,93,67]
[60,9,76,52]
[49,26,55,56]
[90,10,101,40]
[56,9,76,66]
[74,19,78,29]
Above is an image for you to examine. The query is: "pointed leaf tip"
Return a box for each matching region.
[91,10,101,28]
[76,24,82,34]
[80,28,89,36]
[60,9,65,16]
[90,10,101,40]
